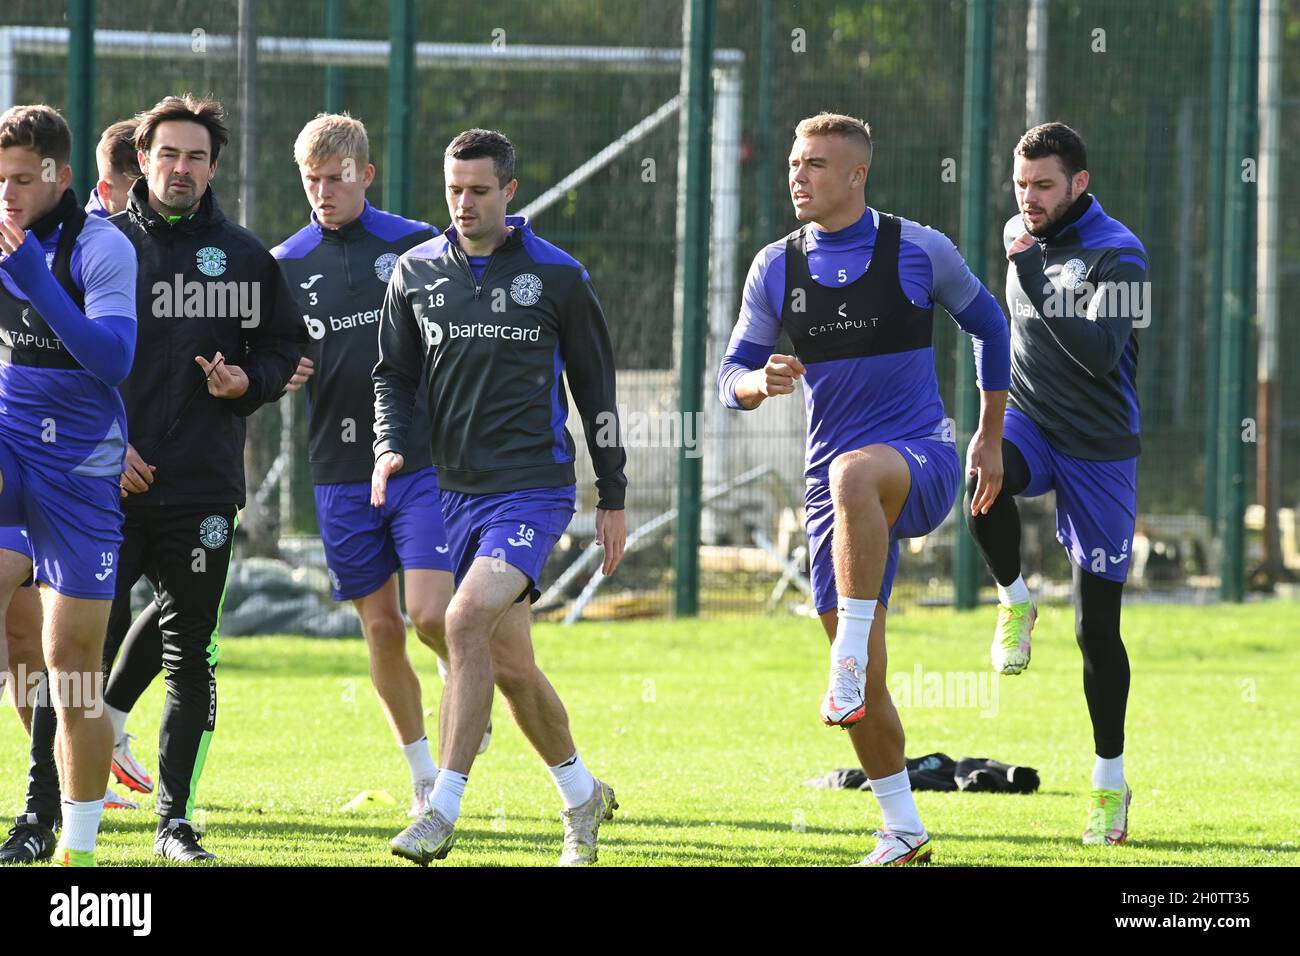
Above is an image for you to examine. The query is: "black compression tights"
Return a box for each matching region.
[965,438,1130,758]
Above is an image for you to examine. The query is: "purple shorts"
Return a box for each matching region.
[0,438,122,600]
[806,438,961,613]
[314,466,452,602]
[1004,408,1138,582]
[439,485,576,604]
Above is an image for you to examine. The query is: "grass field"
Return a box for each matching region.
[1,602,1297,866]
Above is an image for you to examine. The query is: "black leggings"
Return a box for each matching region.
[965,438,1129,758]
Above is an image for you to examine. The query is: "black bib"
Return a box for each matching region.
[0,188,89,370]
[780,212,933,364]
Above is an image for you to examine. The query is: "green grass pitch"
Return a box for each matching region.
[2,602,1296,866]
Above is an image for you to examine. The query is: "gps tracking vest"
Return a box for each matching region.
[0,189,89,369]
[780,213,933,363]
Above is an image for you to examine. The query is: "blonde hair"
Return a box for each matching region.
[794,112,873,168]
[293,113,369,169]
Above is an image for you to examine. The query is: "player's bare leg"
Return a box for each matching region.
[354,575,428,748]
[354,569,453,816]
[389,558,515,865]
[404,568,452,661]
[490,596,616,864]
[42,592,113,796]
[818,607,901,777]
[821,444,911,726]
[819,599,930,865]
[408,567,492,756]
[438,557,519,775]
[0,550,41,732]
[820,446,931,864]
[41,591,113,864]
[489,600,572,763]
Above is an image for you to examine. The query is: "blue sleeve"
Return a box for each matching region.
[951,285,1011,391]
[718,245,784,410]
[900,220,1010,392]
[0,231,135,386]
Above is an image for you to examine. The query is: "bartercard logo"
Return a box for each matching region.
[49,886,151,936]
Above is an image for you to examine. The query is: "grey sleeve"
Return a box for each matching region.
[1011,246,1147,378]
[372,265,424,460]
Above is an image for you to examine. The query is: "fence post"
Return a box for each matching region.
[68,0,94,203]
[323,0,344,114]
[1218,0,1259,602]
[673,0,716,617]
[954,0,993,611]
[1203,0,1230,533]
[386,0,415,217]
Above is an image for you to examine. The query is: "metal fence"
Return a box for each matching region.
[2,0,1296,621]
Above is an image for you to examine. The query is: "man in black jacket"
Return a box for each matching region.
[107,94,302,860]
[375,129,626,866]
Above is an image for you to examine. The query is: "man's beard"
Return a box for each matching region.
[1025,185,1074,236]
[162,183,201,213]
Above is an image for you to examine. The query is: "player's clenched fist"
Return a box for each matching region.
[370,450,404,507]
[758,353,806,397]
[0,216,28,260]
[1007,232,1037,261]
[283,356,315,393]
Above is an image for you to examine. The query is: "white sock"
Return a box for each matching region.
[430,770,467,824]
[400,735,438,784]
[997,575,1031,607]
[831,597,875,677]
[868,769,925,837]
[548,752,597,809]
[106,705,129,741]
[59,796,105,853]
[436,656,449,682]
[1093,754,1125,791]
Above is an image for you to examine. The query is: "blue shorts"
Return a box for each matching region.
[439,485,576,604]
[806,438,961,613]
[0,525,31,560]
[0,438,122,600]
[314,466,452,602]
[1004,408,1138,582]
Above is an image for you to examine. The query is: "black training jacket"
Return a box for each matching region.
[373,216,626,510]
[111,179,305,507]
